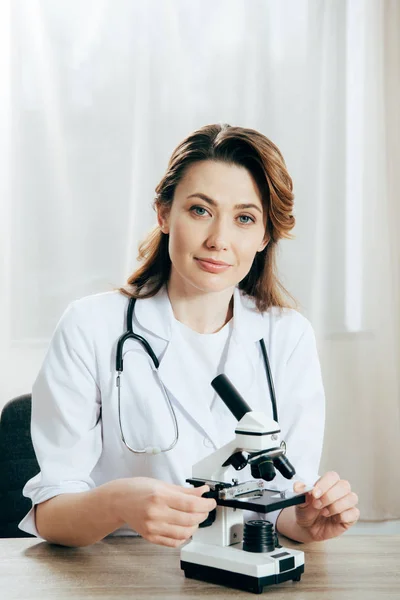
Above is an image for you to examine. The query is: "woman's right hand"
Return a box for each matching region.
[112,477,217,547]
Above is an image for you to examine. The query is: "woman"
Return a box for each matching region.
[20,123,359,547]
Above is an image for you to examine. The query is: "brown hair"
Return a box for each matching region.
[119,123,298,313]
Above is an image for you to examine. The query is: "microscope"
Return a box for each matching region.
[180,374,308,594]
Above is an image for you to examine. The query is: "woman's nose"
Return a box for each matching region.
[205,221,229,251]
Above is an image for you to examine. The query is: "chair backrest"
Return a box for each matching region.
[0,394,39,537]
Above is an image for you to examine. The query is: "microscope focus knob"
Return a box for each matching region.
[198,490,217,528]
[243,520,276,553]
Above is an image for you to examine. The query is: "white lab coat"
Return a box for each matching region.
[19,286,325,537]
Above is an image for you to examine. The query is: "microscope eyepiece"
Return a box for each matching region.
[211,374,251,421]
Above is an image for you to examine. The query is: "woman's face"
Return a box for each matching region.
[157,160,268,296]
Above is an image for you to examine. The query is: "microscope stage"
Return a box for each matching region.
[217,488,307,512]
[186,479,308,513]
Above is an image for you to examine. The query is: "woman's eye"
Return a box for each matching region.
[191,206,208,217]
[238,215,255,224]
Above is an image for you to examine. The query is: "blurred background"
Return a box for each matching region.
[0,0,399,531]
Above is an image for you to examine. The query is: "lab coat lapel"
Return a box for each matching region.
[135,288,221,447]
[158,333,222,447]
[221,287,265,411]
[158,288,266,447]
[134,286,266,449]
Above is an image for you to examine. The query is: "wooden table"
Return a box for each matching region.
[1,536,399,599]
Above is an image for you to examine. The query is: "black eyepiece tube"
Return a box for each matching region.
[211,374,252,421]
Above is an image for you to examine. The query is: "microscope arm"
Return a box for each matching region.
[192,410,282,482]
[192,437,240,482]
[190,410,305,512]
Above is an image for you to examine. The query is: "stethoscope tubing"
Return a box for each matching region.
[115,297,278,454]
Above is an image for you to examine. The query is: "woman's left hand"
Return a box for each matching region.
[293,471,360,542]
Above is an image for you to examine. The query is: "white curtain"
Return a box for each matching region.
[0,0,398,521]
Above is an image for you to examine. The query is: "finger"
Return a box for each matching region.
[147,534,191,548]
[293,481,314,508]
[169,490,217,514]
[311,471,341,502]
[293,481,306,493]
[152,522,198,541]
[165,483,210,496]
[295,498,321,528]
[313,480,352,510]
[180,484,210,496]
[333,507,360,525]
[320,492,359,518]
[166,507,210,527]
[294,483,322,521]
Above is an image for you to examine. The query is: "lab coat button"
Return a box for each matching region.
[203,437,213,448]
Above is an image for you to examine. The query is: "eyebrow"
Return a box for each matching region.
[187,193,263,215]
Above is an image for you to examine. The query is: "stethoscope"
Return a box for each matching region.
[115,297,278,455]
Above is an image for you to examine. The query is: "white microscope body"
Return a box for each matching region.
[180,375,307,595]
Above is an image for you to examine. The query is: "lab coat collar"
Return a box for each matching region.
[134,285,264,343]
[135,286,266,448]
[231,286,265,343]
[134,286,174,340]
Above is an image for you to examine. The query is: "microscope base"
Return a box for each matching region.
[181,541,305,594]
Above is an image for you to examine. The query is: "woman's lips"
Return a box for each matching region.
[194,258,231,273]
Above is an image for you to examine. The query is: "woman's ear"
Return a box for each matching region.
[258,237,269,252]
[156,203,170,234]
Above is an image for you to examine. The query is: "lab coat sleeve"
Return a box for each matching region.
[273,317,326,533]
[18,302,102,537]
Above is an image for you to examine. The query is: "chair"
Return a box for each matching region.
[0,394,39,537]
